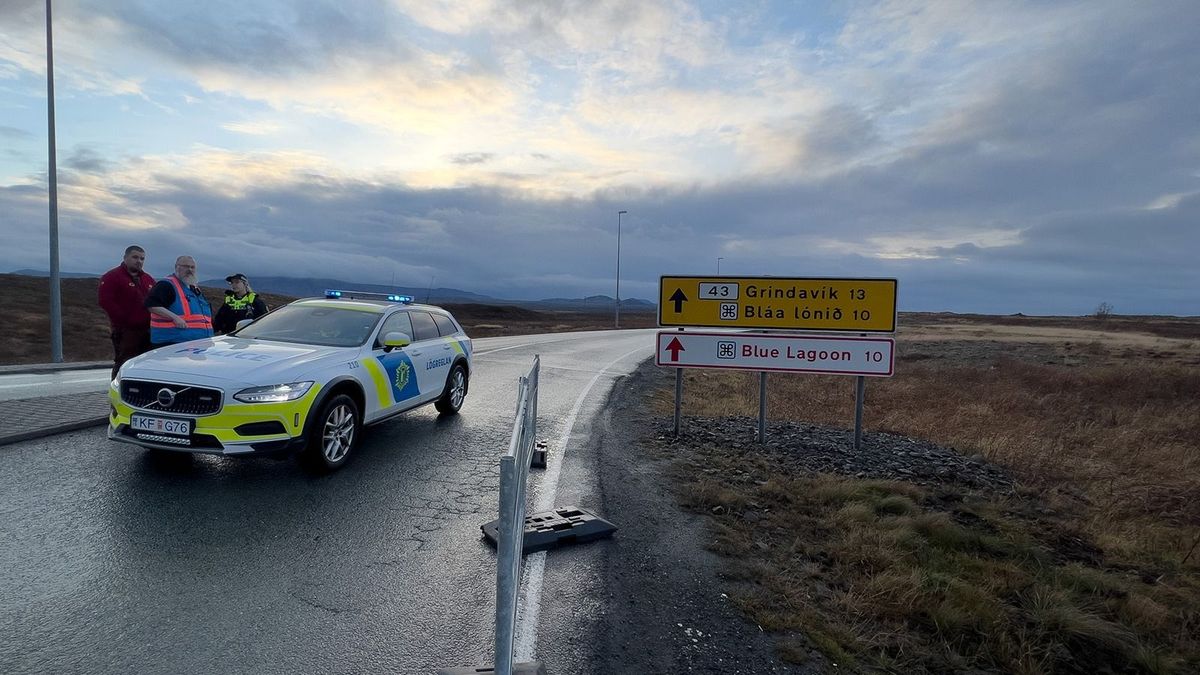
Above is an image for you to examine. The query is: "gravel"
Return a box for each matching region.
[652,415,1016,493]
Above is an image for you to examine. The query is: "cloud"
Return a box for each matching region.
[0,125,33,139]
[220,120,283,136]
[63,146,110,173]
[0,1,1198,314]
[448,152,495,165]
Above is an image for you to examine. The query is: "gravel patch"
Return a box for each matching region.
[651,415,1016,493]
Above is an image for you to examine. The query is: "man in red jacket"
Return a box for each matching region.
[98,245,156,378]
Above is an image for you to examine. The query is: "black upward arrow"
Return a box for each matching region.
[669,288,688,313]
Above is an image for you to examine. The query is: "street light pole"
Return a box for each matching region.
[46,0,63,363]
[615,210,626,329]
[717,257,724,275]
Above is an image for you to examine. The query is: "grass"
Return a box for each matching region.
[651,323,1200,673]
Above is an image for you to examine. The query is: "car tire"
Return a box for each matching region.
[434,363,468,415]
[302,394,361,471]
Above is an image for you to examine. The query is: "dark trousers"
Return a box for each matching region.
[111,327,151,379]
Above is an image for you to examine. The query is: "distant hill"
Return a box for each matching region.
[11,269,658,310]
[10,268,97,279]
[0,273,659,365]
[196,275,658,310]
[525,295,656,311]
[199,276,501,305]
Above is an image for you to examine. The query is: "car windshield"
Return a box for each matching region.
[233,304,382,348]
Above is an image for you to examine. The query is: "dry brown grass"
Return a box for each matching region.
[651,317,1200,672]
[662,359,1200,568]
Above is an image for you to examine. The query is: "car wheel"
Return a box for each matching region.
[303,394,361,471]
[434,363,468,415]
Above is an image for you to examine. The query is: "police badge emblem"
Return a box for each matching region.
[394,361,410,391]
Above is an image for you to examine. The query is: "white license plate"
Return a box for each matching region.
[130,415,192,436]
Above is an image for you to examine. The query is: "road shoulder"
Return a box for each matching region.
[586,361,821,674]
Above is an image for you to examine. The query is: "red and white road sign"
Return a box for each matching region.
[656,331,894,376]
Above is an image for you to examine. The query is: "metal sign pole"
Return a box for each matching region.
[45,0,63,363]
[758,371,767,443]
[853,376,865,451]
[673,368,682,436]
[672,328,683,436]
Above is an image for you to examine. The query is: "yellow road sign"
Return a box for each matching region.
[658,276,897,332]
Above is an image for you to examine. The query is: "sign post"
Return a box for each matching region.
[758,372,767,443]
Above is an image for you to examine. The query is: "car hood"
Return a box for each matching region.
[121,336,352,387]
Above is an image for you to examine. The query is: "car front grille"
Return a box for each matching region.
[121,379,223,415]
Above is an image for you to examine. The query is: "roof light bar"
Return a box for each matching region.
[324,289,413,303]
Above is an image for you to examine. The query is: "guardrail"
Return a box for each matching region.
[495,355,540,675]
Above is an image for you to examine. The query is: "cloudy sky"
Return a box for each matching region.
[1,0,1197,314]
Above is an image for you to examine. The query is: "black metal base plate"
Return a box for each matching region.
[481,506,617,554]
[530,440,548,469]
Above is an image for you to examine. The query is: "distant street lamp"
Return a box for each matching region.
[615,210,627,329]
[717,257,724,275]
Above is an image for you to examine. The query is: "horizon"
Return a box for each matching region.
[2,2,1197,316]
[10,269,1197,319]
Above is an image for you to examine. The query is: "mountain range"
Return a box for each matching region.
[10,269,656,311]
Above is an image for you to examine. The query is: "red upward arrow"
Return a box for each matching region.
[665,336,685,362]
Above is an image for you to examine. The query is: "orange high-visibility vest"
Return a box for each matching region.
[150,275,213,343]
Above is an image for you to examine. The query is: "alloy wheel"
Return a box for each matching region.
[322,404,355,462]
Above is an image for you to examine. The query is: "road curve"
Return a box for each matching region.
[0,329,656,674]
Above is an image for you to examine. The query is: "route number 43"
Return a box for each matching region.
[699,282,739,300]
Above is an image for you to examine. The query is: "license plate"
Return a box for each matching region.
[130,415,192,436]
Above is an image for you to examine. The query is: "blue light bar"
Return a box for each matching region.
[324,289,413,303]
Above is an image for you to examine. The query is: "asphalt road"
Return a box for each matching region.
[0,329,656,674]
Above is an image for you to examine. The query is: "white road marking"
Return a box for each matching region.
[473,336,585,357]
[0,375,109,390]
[514,344,650,662]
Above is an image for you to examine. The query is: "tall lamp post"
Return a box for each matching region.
[46,0,63,362]
[615,210,627,329]
[717,257,724,275]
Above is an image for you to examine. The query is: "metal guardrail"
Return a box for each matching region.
[494,355,540,675]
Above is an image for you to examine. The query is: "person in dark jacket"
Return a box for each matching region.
[98,245,156,378]
[213,273,269,334]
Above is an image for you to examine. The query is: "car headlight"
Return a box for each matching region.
[234,381,315,403]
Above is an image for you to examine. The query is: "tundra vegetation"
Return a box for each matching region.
[651,313,1200,674]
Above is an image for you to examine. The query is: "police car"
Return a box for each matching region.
[108,290,472,470]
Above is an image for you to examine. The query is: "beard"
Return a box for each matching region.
[178,271,198,285]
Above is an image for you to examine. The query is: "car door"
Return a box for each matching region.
[407,310,450,401]
[371,310,423,415]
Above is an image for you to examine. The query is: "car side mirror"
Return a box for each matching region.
[235,319,254,331]
[382,331,412,351]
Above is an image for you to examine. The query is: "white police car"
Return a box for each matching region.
[108,291,472,470]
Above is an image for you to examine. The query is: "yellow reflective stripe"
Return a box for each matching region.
[361,357,392,406]
[196,386,321,435]
[448,338,466,355]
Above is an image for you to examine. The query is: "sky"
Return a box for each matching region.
[0,0,1197,315]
